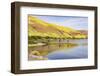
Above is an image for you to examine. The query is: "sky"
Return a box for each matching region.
[33,15,88,30]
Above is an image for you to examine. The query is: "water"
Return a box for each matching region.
[28,39,88,60]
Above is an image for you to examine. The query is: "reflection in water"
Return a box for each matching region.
[28,39,88,60]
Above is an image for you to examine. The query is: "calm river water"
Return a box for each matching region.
[28,39,88,60]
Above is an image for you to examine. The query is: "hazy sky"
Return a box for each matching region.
[33,15,88,30]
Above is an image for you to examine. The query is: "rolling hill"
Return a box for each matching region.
[28,15,88,40]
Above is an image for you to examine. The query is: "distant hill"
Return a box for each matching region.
[28,15,87,39]
[78,30,88,35]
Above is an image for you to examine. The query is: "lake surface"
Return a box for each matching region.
[28,39,88,60]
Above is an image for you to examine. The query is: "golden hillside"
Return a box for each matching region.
[28,15,87,39]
